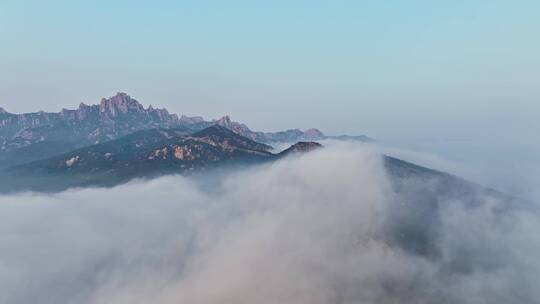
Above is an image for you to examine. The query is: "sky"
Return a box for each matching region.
[1,1,539,194]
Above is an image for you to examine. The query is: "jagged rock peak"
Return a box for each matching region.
[213,115,251,133]
[214,115,232,124]
[0,106,7,114]
[99,92,145,115]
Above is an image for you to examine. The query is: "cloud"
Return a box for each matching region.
[0,143,538,304]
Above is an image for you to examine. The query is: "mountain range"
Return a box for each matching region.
[0,118,524,261]
[0,92,372,168]
[0,92,524,238]
[0,124,322,192]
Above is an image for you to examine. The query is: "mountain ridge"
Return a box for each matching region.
[0,92,371,167]
[0,125,308,192]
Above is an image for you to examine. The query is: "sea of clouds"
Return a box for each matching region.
[0,143,538,304]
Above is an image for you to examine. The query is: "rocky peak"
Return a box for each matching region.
[99,92,145,116]
[0,107,7,114]
[214,115,251,134]
[214,115,232,126]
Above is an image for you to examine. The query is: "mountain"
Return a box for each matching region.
[380,155,527,255]
[0,93,200,167]
[0,93,183,149]
[0,122,521,218]
[1,93,521,224]
[191,123,273,152]
[0,120,528,260]
[212,115,376,144]
[278,141,323,157]
[0,125,280,192]
[212,115,327,143]
[0,92,370,167]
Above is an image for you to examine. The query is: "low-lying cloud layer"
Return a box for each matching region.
[0,143,538,304]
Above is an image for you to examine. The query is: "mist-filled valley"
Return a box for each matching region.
[1,143,538,304]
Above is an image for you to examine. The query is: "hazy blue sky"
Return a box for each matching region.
[1,1,538,141]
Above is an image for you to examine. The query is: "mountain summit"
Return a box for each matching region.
[98,92,146,116]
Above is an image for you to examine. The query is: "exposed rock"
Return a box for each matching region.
[213,115,251,135]
[65,156,79,167]
[173,146,194,160]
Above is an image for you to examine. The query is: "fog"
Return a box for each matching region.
[0,144,538,304]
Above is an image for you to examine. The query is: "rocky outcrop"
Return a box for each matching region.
[213,115,251,135]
